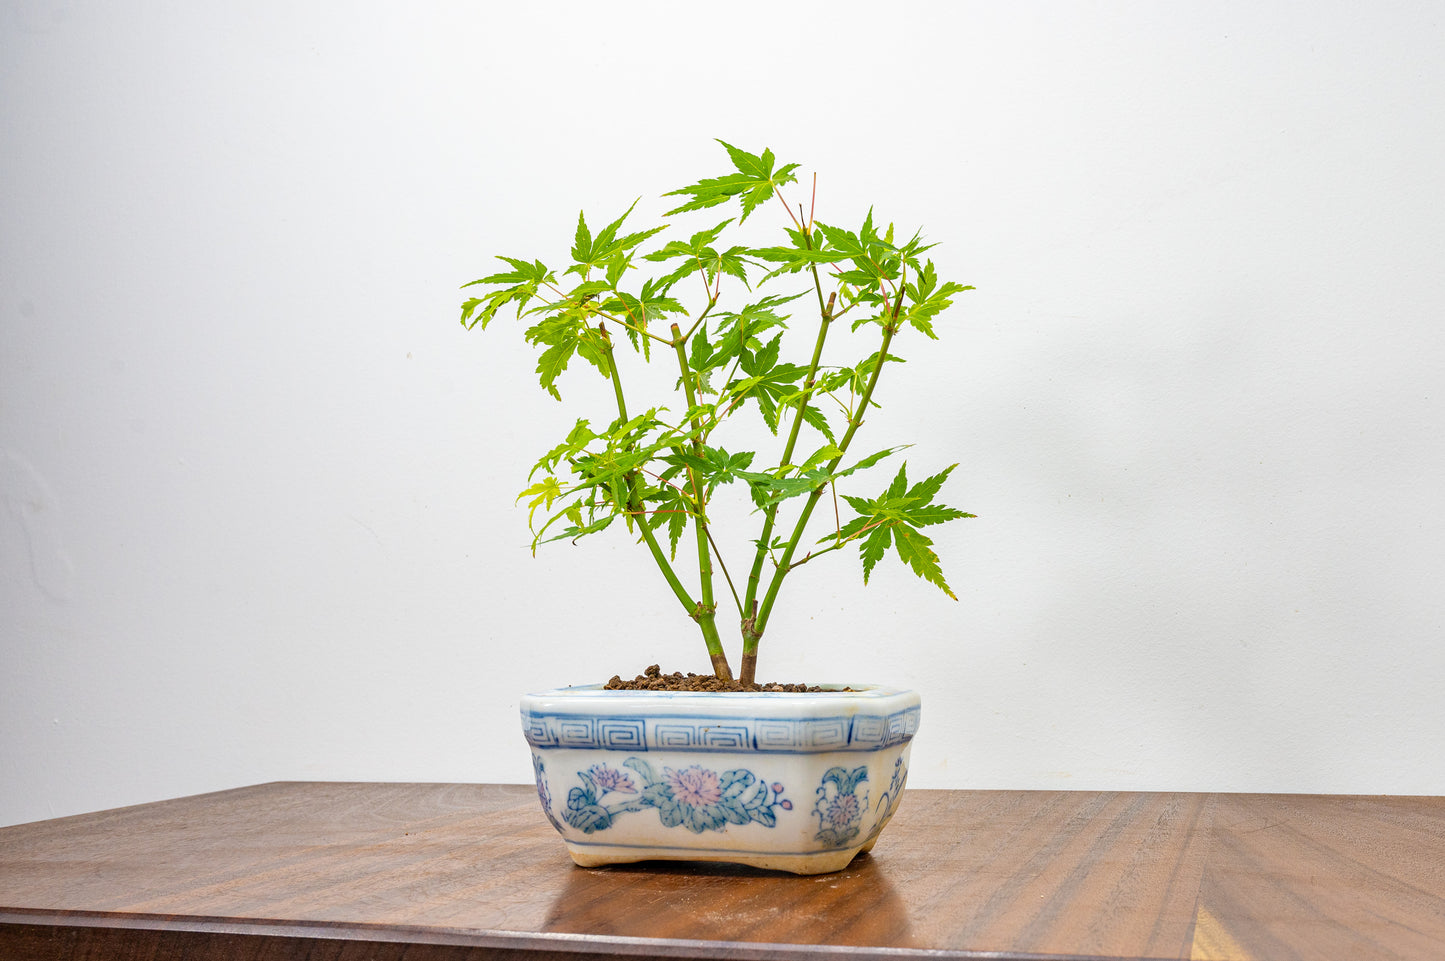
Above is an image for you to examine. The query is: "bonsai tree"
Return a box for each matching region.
[462,142,973,685]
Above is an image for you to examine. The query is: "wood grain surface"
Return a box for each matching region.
[2,783,1442,960]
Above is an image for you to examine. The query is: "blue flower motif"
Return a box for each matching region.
[586,764,638,795]
[813,766,868,847]
[559,757,791,835]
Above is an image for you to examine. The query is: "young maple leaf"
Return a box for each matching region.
[565,201,666,280]
[460,256,554,330]
[830,463,973,598]
[663,141,800,223]
[643,219,753,290]
[898,260,975,339]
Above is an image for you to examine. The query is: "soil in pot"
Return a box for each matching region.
[602,664,850,693]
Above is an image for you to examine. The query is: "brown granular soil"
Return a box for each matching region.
[602,664,848,693]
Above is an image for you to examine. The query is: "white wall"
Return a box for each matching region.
[4,1,1444,826]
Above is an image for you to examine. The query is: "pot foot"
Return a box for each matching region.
[566,843,866,875]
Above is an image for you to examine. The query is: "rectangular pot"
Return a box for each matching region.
[521,684,920,874]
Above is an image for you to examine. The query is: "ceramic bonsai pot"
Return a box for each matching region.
[521,684,920,875]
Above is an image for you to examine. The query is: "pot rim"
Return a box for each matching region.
[524,682,911,699]
[521,683,920,753]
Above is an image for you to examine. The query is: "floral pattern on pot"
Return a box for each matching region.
[869,755,908,837]
[562,757,792,835]
[813,765,869,847]
[532,753,565,833]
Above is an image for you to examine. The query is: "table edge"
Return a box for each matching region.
[0,907,1170,961]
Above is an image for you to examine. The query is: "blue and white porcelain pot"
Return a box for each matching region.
[520,684,920,875]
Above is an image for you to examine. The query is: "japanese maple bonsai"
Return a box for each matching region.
[461,141,972,686]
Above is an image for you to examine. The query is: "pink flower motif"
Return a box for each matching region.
[587,764,637,794]
[826,793,860,829]
[665,765,724,808]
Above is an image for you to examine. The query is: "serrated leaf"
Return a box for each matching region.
[662,141,800,223]
[710,296,794,369]
[460,256,554,330]
[798,403,835,442]
[688,324,714,373]
[905,463,955,507]
[565,201,666,280]
[517,477,565,530]
[860,524,891,583]
[570,209,593,266]
[736,470,819,508]
[906,505,976,526]
[460,297,483,325]
[841,447,901,479]
[726,360,808,435]
[752,226,850,280]
[529,418,596,479]
[799,443,844,472]
[524,315,609,400]
[602,289,685,332]
[825,460,970,594]
[884,462,910,500]
[644,220,731,263]
[537,511,615,548]
[642,486,694,560]
[533,341,573,401]
[899,260,973,339]
[464,255,552,289]
[604,252,630,288]
[891,524,957,599]
[744,333,783,376]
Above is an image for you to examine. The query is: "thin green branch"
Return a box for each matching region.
[705,525,744,618]
[678,292,720,345]
[671,322,733,680]
[749,320,899,651]
[596,324,701,621]
[740,219,837,674]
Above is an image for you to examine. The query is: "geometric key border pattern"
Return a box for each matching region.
[522,705,920,754]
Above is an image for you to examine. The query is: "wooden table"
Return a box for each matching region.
[1,783,1442,960]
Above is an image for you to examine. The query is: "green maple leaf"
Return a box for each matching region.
[708,292,804,372]
[826,462,973,597]
[688,323,715,374]
[460,257,554,330]
[661,444,756,494]
[898,260,974,339]
[797,403,835,443]
[696,446,756,494]
[642,484,695,559]
[643,220,753,290]
[858,523,892,583]
[601,277,686,355]
[725,333,810,433]
[523,314,609,400]
[663,141,800,223]
[529,419,597,480]
[816,210,902,294]
[739,446,900,511]
[891,525,953,598]
[566,201,666,280]
[517,476,564,530]
[535,510,615,550]
[751,226,850,281]
[538,410,674,537]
